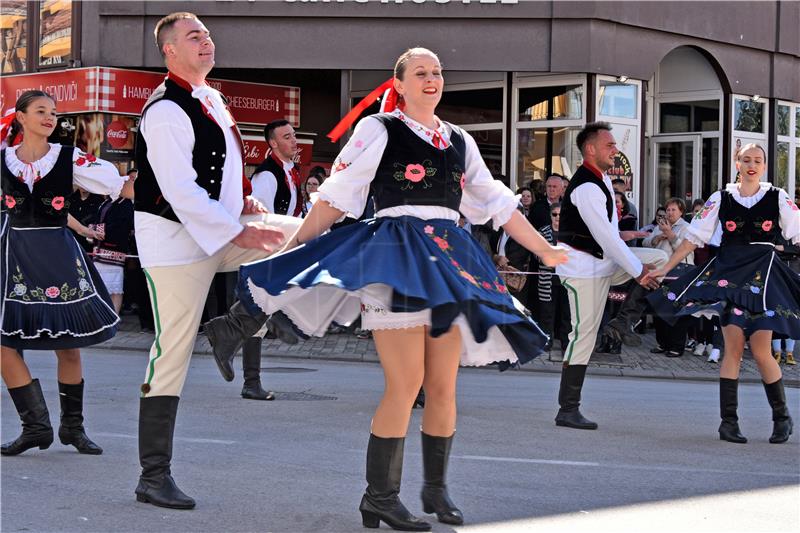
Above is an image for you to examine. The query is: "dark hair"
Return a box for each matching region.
[308,165,326,179]
[576,121,612,154]
[550,202,561,212]
[9,90,55,145]
[665,197,686,213]
[154,12,200,58]
[611,178,626,186]
[691,198,704,210]
[394,47,440,80]
[614,190,630,216]
[127,168,138,175]
[515,186,532,195]
[264,119,291,142]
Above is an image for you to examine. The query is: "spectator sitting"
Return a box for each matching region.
[612,178,638,220]
[614,191,638,246]
[302,173,323,216]
[640,206,666,235]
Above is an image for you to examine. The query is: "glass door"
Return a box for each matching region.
[649,135,701,217]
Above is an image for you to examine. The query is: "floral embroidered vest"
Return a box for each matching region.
[719,187,781,246]
[371,114,466,213]
[1,145,74,228]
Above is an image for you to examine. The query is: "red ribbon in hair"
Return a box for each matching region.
[0,110,21,147]
[327,77,403,142]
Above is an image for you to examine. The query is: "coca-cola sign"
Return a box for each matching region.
[106,120,129,149]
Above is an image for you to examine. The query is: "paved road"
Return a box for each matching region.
[2,349,798,533]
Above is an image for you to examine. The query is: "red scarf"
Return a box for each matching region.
[269,150,303,217]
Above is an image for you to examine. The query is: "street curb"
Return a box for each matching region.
[92,342,800,388]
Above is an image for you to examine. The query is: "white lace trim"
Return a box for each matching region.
[725,182,771,207]
[315,190,357,221]
[1,315,120,340]
[5,143,63,191]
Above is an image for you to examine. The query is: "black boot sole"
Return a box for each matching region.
[555,419,599,430]
[0,436,54,456]
[135,492,196,510]
[205,324,237,382]
[359,509,431,531]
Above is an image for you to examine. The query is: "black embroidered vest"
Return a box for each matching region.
[558,164,614,259]
[1,145,74,228]
[134,78,230,223]
[253,156,299,216]
[719,187,781,246]
[370,114,466,213]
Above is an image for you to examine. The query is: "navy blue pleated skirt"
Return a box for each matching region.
[648,243,800,338]
[238,216,548,368]
[1,224,119,350]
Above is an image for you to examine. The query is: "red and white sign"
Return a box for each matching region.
[0,67,300,126]
[106,120,129,149]
[242,135,313,167]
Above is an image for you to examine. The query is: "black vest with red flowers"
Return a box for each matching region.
[558,164,614,259]
[135,77,233,223]
[370,114,466,213]
[719,187,781,246]
[1,145,74,227]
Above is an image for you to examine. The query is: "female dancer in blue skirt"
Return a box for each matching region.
[237,48,567,530]
[647,143,799,444]
[1,90,133,456]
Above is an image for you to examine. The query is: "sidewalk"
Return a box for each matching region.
[99,314,800,386]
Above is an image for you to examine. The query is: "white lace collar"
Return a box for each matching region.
[390,109,451,147]
[4,143,62,182]
[725,181,771,201]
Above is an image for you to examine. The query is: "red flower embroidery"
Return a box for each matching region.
[333,161,349,173]
[761,220,773,232]
[404,164,426,183]
[460,271,477,285]
[788,199,799,211]
[460,173,466,190]
[450,259,459,267]
[481,281,492,289]
[494,281,508,293]
[51,196,65,210]
[76,157,86,166]
[4,195,16,208]
[725,220,737,232]
[45,286,60,299]
[433,236,449,250]
[86,154,97,162]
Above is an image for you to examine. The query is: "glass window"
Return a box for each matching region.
[659,100,719,133]
[598,81,637,119]
[39,0,72,67]
[777,104,790,136]
[518,84,582,122]
[702,137,720,200]
[796,107,800,137]
[656,141,695,207]
[775,142,789,191]
[1,0,27,73]
[466,129,503,176]
[437,88,503,125]
[516,127,581,193]
[733,98,764,133]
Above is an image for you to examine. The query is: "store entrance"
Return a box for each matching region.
[650,135,701,211]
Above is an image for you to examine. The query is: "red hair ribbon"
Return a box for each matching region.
[0,110,19,147]
[327,77,401,142]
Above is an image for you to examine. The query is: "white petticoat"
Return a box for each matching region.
[94,262,124,294]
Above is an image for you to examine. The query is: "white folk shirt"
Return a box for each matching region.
[4,143,125,197]
[250,159,298,215]
[685,182,800,247]
[642,216,694,264]
[135,84,245,268]
[317,109,518,228]
[556,173,643,279]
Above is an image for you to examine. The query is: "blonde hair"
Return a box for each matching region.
[737,142,766,160]
[394,47,440,80]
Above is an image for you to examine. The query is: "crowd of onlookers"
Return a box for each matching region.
[72,166,799,365]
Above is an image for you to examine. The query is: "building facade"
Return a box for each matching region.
[3,0,799,220]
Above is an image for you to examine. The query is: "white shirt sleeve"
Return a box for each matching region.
[777,188,800,244]
[685,191,722,247]
[140,100,243,256]
[250,171,277,214]
[458,130,518,230]
[316,116,387,219]
[572,182,643,278]
[71,148,127,199]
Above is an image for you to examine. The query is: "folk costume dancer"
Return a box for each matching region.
[647,143,799,444]
[555,122,667,430]
[229,48,567,531]
[1,90,133,457]
[133,12,300,510]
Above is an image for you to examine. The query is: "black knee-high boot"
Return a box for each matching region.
[135,396,196,509]
[555,364,598,430]
[359,434,431,531]
[1,379,53,456]
[58,380,102,454]
[241,337,274,401]
[420,432,463,525]
[763,379,793,443]
[719,378,747,443]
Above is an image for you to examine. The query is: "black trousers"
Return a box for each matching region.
[654,316,688,352]
[533,282,571,347]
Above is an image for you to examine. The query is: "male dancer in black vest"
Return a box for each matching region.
[555,122,667,430]
[222,119,304,401]
[133,12,302,509]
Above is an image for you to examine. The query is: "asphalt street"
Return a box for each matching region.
[2,349,799,533]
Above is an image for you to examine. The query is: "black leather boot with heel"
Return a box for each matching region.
[420,432,463,525]
[359,434,431,531]
[241,337,275,401]
[719,378,747,443]
[555,364,598,430]
[1,379,53,456]
[763,379,793,444]
[58,380,103,454]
